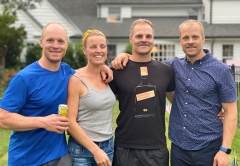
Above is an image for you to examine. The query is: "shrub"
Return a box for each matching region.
[124,43,132,54]
[25,44,42,65]
[0,68,18,96]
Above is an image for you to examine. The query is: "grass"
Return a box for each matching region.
[0,129,11,166]
[0,101,239,165]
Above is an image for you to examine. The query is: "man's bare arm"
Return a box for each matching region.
[0,108,69,134]
[111,53,130,70]
[213,101,237,166]
[100,65,113,83]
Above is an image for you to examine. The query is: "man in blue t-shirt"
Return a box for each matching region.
[0,22,112,166]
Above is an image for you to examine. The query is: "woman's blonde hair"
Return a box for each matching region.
[82,30,106,48]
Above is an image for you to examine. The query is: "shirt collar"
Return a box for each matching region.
[184,49,212,64]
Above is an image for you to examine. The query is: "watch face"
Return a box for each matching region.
[226,148,231,154]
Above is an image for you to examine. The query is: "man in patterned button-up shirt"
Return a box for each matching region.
[165,20,237,166]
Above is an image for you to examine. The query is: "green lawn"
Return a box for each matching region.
[0,101,239,165]
[0,129,11,165]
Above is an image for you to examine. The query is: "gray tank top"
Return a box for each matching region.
[73,74,116,142]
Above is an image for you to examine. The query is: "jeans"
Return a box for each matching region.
[68,136,114,166]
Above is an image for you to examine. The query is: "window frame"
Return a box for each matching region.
[222,44,234,63]
[151,44,175,61]
[107,7,122,22]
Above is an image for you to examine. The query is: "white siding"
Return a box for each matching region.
[117,42,129,55]
[205,39,240,60]
[202,0,210,23]
[212,42,223,60]
[122,6,131,18]
[202,40,212,52]
[13,11,42,62]
[28,0,82,37]
[132,7,188,17]
[212,1,240,24]
[14,10,42,43]
[101,6,109,18]
[234,42,240,60]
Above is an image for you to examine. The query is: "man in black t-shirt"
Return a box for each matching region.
[109,18,175,166]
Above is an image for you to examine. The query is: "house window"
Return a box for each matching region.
[107,7,121,22]
[151,44,175,61]
[222,45,233,63]
[107,44,116,64]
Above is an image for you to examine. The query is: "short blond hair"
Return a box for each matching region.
[179,19,204,36]
[129,19,154,36]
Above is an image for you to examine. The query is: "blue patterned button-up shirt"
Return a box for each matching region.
[165,49,237,150]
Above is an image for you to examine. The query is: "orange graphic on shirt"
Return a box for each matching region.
[136,90,155,101]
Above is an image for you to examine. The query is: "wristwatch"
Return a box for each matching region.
[219,146,231,154]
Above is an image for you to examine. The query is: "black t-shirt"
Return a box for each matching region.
[109,60,175,149]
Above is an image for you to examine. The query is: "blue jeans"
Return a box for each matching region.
[68,136,114,166]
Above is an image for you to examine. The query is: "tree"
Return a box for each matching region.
[74,42,87,69]
[62,42,87,69]
[1,0,42,14]
[124,43,132,54]
[0,0,42,70]
[0,9,26,70]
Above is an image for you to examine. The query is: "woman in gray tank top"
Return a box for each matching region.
[67,30,116,166]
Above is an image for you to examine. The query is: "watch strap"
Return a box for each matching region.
[220,146,231,154]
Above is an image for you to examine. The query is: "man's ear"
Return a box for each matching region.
[179,38,182,47]
[39,38,43,48]
[202,35,206,44]
[129,35,132,44]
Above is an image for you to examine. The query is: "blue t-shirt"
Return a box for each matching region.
[165,49,237,150]
[0,61,75,166]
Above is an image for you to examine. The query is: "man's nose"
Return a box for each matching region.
[187,38,194,43]
[52,41,59,48]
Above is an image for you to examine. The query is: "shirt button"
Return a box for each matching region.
[186,90,188,92]
[185,102,188,104]
[183,127,186,129]
[188,79,190,81]
[184,114,187,117]
[192,68,194,69]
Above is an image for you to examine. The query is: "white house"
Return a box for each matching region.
[11,0,240,63]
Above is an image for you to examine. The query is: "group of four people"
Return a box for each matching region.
[0,18,237,166]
